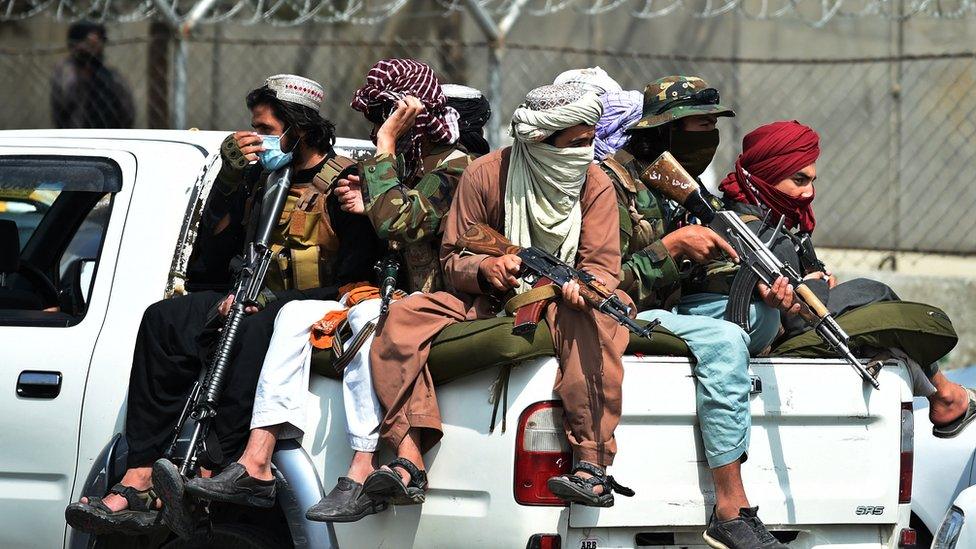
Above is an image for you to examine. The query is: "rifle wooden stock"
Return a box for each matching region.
[457,223,522,256]
[642,151,716,223]
[641,151,701,203]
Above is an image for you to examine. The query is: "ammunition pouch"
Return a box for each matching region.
[264,155,357,292]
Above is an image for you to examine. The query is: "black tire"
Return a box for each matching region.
[160,523,290,549]
[911,512,934,549]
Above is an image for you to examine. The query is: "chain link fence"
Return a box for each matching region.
[2,26,975,271]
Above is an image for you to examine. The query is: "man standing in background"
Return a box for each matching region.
[50,20,135,129]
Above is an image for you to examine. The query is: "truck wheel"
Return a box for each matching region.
[160,523,290,549]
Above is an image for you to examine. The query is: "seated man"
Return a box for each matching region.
[442,83,492,157]
[602,76,789,549]
[550,66,642,161]
[716,120,975,437]
[363,83,636,508]
[64,75,382,538]
[183,59,473,524]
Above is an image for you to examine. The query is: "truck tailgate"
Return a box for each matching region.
[570,357,909,529]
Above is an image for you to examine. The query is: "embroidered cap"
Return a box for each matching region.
[523,83,589,111]
[265,74,325,111]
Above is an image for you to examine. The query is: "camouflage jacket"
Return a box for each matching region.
[599,150,682,310]
[360,144,471,293]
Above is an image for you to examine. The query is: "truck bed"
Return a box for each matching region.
[302,355,914,549]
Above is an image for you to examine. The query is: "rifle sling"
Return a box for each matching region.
[504,284,560,315]
[332,321,377,375]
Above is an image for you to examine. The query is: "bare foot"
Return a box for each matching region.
[574,463,605,496]
[239,457,275,482]
[931,383,971,426]
[347,451,378,484]
[79,467,158,512]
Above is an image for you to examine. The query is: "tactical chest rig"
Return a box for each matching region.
[260,155,356,292]
[601,151,662,256]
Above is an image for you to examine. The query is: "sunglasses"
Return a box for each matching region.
[655,87,721,115]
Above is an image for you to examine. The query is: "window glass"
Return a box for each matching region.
[0,156,121,326]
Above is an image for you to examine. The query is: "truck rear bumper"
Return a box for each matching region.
[565,524,897,549]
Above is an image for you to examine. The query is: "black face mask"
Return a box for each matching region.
[668,128,719,177]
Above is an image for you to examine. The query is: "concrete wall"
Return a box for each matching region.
[835,267,976,370]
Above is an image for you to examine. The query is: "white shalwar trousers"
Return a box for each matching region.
[250,297,384,452]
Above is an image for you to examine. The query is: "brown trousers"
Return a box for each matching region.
[369,290,630,466]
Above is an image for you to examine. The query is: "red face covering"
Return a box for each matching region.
[718,120,821,233]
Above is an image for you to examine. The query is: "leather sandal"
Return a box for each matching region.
[934,387,976,439]
[546,462,635,507]
[65,483,162,535]
[362,457,428,505]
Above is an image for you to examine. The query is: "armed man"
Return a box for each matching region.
[182,59,475,524]
[717,120,974,437]
[64,74,383,539]
[357,83,637,512]
[601,76,793,549]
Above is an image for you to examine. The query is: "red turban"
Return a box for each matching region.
[718,120,821,232]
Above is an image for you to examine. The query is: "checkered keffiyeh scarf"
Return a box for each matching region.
[351,58,459,167]
[595,90,643,160]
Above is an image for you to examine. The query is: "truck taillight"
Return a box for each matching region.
[515,401,571,506]
[899,401,914,504]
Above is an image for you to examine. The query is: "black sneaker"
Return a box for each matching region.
[703,507,764,549]
[739,507,788,549]
[305,477,388,523]
[185,462,277,508]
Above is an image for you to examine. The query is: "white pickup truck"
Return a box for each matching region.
[0,130,919,549]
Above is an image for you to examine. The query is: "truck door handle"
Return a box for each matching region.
[17,370,62,399]
[749,375,763,395]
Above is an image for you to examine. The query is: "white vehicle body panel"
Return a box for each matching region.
[940,485,976,548]
[306,357,914,549]
[911,368,976,541]
[0,130,916,549]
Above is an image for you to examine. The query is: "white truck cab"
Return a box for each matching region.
[0,130,918,549]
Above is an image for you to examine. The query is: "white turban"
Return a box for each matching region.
[553,66,622,96]
[504,84,603,289]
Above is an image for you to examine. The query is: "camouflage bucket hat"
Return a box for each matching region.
[627,76,735,131]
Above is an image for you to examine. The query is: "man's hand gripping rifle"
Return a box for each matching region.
[166,166,295,476]
[375,241,401,316]
[455,224,658,339]
[643,152,880,390]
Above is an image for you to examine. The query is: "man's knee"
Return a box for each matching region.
[348,299,382,327]
[274,299,339,331]
[141,298,175,328]
[713,320,750,353]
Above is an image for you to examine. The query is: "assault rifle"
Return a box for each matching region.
[166,166,295,475]
[642,152,880,390]
[456,223,658,339]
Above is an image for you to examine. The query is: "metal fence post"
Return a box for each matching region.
[463,0,525,147]
[487,43,503,147]
[173,36,188,129]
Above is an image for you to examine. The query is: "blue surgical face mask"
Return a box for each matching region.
[257,133,293,171]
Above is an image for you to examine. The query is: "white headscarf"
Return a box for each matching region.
[505,84,603,291]
[552,67,622,96]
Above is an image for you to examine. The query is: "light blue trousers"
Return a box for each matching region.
[636,295,778,468]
